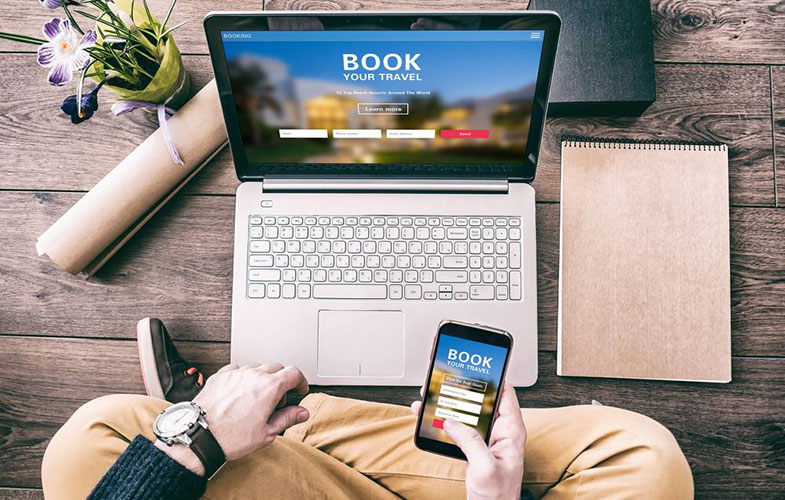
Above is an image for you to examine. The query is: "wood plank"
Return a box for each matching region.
[0,489,43,500]
[0,0,257,54]
[0,55,775,206]
[0,191,236,341]
[5,0,784,65]
[1,191,784,356]
[650,0,785,65]
[266,0,785,65]
[0,55,238,197]
[730,208,785,355]
[535,63,775,206]
[1,336,783,497]
[773,66,785,208]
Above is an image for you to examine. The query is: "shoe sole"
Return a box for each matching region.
[137,317,167,400]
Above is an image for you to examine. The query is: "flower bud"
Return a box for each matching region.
[107,1,137,33]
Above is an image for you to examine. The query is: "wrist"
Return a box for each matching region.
[155,439,206,477]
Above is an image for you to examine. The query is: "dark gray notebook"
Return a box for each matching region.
[529,0,656,115]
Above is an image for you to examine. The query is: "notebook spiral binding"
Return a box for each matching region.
[561,135,727,152]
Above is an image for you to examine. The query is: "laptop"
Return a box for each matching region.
[204,11,561,386]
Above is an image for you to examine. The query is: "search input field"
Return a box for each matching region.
[386,129,436,139]
[333,129,382,139]
[279,129,328,139]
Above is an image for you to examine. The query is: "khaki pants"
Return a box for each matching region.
[42,393,693,499]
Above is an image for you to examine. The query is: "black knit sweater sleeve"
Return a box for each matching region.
[87,435,207,500]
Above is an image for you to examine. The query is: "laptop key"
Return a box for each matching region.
[313,284,387,299]
[470,286,495,300]
[435,271,468,283]
[249,269,280,282]
[510,242,522,268]
[443,256,468,268]
[404,285,422,299]
[510,272,522,300]
[249,255,273,267]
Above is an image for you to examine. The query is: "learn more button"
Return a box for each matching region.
[440,129,490,139]
[358,103,409,115]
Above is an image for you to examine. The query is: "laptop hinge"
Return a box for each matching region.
[261,177,509,194]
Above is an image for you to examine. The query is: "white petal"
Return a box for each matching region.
[41,18,61,41]
[69,50,90,72]
[47,61,72,85]
[37,43,56,68]
[78,30,96,49]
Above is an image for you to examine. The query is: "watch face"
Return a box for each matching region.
[155,402,200,438]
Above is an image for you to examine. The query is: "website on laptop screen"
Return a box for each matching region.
[220,30,545,165]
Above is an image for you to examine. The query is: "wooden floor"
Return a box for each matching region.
[1,0,784,498]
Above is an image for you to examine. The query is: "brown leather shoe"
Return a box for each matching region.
[136,317,204,402]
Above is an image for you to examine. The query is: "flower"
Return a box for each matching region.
[36,18,95,86]
[60,87,99,124]
[107,2,138,33]
[39,0,62,9]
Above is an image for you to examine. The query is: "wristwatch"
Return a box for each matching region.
[153,401,226,478]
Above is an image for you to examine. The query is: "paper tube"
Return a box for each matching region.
[36,79,228,277]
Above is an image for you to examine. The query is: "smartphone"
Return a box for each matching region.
[414,320,513,460]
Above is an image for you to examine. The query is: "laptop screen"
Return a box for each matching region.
[219,28,546,168]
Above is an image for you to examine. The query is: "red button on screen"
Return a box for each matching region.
[440,129,490,139]
[432,419,444,429]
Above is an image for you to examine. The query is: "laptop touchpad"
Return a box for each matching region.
[317,310,404,377]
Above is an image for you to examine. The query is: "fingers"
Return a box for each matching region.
[216,364,239,374]
[489,384,526,451]
[443,418,494,466]
[257,362,284,374]
[409,385,426,415]
[273,365,310,396]
[497,383,522,416]
[267,405,310,436]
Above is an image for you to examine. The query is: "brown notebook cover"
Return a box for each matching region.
[557,137,731,383]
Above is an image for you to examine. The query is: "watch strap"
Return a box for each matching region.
[189,423,226,478]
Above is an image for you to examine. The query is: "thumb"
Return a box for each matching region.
[442,418,493,465]
[267,405,309,435]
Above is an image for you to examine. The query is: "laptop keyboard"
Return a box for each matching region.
[246,216,522,301]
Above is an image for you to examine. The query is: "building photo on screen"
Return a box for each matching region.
[221,30,545,165]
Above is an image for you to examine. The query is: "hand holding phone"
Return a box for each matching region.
[412,321,525,500]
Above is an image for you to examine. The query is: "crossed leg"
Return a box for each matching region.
[42,393,693,500]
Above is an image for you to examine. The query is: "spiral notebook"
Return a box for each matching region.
[557,137,731,383]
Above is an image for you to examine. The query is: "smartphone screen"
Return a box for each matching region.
[415,321,513,459]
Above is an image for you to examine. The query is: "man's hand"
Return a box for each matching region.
[158,363,310,476]
[411,383,526,500]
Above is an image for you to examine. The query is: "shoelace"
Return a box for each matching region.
[185,367,204,387]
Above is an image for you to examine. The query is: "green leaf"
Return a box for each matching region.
[76,62,93,117]
[141,0,155,30]
[161,0,177,33]
[0,31,45,45]
[62,3,84,35]
[160,19,188,39]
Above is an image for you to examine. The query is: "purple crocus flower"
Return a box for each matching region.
[61,87,99,124]
[39,0,62,8]
[36,18,95,86]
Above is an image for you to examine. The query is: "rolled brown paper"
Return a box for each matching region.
[36,78,228,276]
